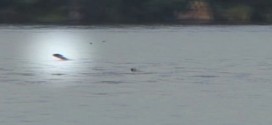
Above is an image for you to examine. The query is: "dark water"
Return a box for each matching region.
[0,25,272,125]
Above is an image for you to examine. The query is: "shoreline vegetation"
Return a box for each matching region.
[1,0,272,25]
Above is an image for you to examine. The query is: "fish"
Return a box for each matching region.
[53,54,69,60]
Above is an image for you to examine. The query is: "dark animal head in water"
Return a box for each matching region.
[53,54,69,60]
[130,68,137,72]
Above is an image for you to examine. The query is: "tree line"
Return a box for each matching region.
[0,0,271,24]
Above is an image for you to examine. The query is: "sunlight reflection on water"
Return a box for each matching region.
[27,30,94,61]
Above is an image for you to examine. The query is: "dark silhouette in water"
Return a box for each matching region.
[130,68,137,72]
[53,54,69,60]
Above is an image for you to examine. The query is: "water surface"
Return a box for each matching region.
[1,25,272,125]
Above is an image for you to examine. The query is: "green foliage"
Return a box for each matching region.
[143,0,187,22]
[224,5,252,23]
[0,0,271,24]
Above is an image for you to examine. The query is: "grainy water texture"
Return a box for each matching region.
[0,25,272,125]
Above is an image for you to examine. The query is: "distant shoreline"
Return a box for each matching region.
[0,21,272,26]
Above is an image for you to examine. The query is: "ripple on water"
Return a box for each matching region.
[0,68,6,71]
[24,80,48,84]
[7,72,35,77]
[192,75,219,78]
[51,73,66,76]
[99,80,123,84]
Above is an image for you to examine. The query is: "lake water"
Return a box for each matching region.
[0,25,272,125]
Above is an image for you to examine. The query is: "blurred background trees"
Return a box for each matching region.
[0,0,271,24]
